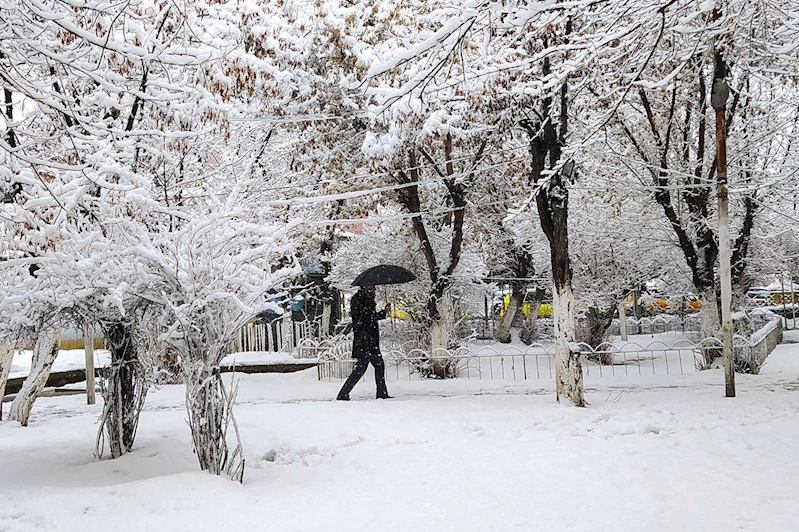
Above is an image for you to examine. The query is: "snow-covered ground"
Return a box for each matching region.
[8,333,704,381]
[8,349,112,380]
[8,350,305,380]
[2,334,799,531]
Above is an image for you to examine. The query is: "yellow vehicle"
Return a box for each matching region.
[534,303,554,317]
[769,291,798,305]
[499,293,553,317]
[645,298,669,313]
[625,292,700,313]
[388,299,417,319]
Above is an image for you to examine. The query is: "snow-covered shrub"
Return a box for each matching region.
[143,199,300,481]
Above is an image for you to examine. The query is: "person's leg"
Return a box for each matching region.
[371,355,390,399]
[337,357,369,400]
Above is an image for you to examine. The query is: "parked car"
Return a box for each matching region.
[745,289,771,308]
[769,291,798,305]
[388,299,418,320]
[684,295,701,311]
[496,293,553,318]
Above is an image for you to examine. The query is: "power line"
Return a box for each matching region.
[268,157,528,208]
[229,112,370,124]
[307,194,527,226]
[253,146,793,208]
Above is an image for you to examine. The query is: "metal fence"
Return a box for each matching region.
[607,311,780,338]
[607,315,702,336]
[316,317,783,382]
[316,340,716,382]
[230,311,783,381]
[458,317,495,341]
[296,337,353,360]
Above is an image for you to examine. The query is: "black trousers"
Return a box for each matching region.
[337,354,389,399]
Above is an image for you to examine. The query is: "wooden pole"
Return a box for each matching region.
[484,291,490,337]
[781,274,788,325]
[0,342,14,420]
[712,52,735,398]
[84,325,96,405]
[792,263,797,330]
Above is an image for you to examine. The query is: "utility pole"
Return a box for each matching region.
[781,274,788,325]
[712,52,735,398]
[792,258,797,330]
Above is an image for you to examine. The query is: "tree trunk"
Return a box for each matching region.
[538,150,584,406]
[184,362,245,482]
[429,319,449,355]
[578,306,615,365]
[9,326,60,426]
[424,320,458,379]
[520,288,545,345]
[429,291,455,353]
[420,292,460,379]
[521,25,584,406]
[96,323,147,459]
[699,285,722,367]
[495,283,524,344]
[0,340,15,420]
[321,301,332,338]
[552,283,584,406]
[398,140,479,359]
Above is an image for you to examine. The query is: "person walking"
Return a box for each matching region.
[337,285,392,400]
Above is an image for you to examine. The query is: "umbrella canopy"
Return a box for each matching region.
[352,264,416,286]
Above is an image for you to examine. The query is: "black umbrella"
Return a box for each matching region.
[352,264,416,286]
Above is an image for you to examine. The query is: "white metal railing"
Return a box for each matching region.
[229,313,783,378]
[296,336,353,360]
[607,315,702,336]
[232,318,309,354]
[315,324,785,382]
[316,339,735,382]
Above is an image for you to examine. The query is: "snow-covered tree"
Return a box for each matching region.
[0,0,299,473]
[358,1,609,405]
[224,0,506,355]
[604,0,799,354]
[131,196,300,480]
[469,162,549,344]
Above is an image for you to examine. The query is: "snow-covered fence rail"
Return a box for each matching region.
[607,315,702,337]
[734,317,782,374]
[316,339,740,382]
[232,318,309,354]
[296,336,353,360]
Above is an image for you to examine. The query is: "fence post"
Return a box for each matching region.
[84,325,96,405]
[781,275,789,328]
[0,341,14,420]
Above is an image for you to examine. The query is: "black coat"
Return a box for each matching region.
[350,289,386,358]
